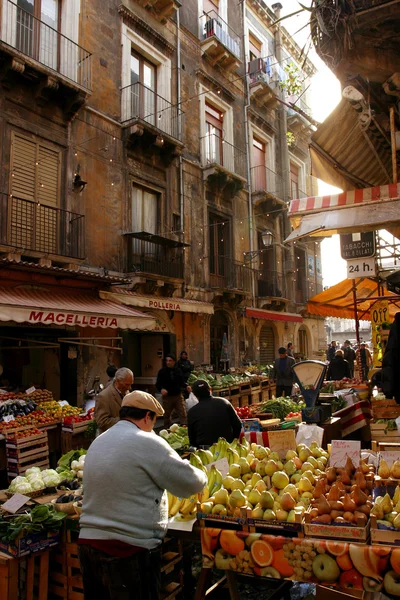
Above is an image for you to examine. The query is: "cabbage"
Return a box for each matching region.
[9,476,27,492]
[25,467,41,477]
[14,481,33,494]
[57,470,74,481]
[27,473,43,482]
[42,471,61,487]
[159,429,169,439]
[169,423,179,433]
[30,478,45,490]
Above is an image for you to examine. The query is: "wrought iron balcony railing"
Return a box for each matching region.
[127,237,184,279]
[210,257,253,292]
[201,133,247,180]
[256,270,287,298]
[0,193,85,259]
[1,0,91,90]
[250,165,285,197]
[121,82,182,141]
[200,11,241,59]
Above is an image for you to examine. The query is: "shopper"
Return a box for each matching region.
[79,391,207,600]
[187,379,242,447]
[272,347,296,397]
[287,342,294,357]
[326,349,351,381]
[382,313,400,402]
[341,340,356,377]
[326,340,337,362]
[95,367,134,434]
[356,342,372,381]
[176,350,194,383]
[156,354,189,429]
[105,364,118,388]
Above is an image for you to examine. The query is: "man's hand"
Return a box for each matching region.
[187,386,192,393]
[161,389,168,397]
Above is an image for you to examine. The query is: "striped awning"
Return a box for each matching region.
[246,308,302,323]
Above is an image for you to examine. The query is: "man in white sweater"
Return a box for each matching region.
[79,390,207,599]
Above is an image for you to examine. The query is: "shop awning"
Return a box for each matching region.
[245,308,303,323]
[100,290,215,315]
[0,287,156,330]
[286,183,400,242]
[306,278,400,320]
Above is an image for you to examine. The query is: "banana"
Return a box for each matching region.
[238,444,248,458]
[180,495,197,515]
[207,465,216,492]
[200,487,210,503]
[197,449,213,465]
[209,443,218,458]
[227,448,239,466]
[218,439,228,460]
[211,468,223,495]
[230,438,239,450]
[169,496,184,517]
[190,453,207,473]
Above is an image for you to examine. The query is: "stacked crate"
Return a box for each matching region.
[5,427,49,480]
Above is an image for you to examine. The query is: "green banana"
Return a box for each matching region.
[207,465,216,491]
[211,468,223,495]
[197,449,213,465]
[230,438,239,450]
[227,448,240,466]
[238,443,248,458]
[218,439,228,460]
[209,443,218,457]
[190,453,207,473]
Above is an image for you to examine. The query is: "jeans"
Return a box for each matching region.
[78,544,162,600]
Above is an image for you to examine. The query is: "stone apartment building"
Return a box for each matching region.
[0,0,325,401]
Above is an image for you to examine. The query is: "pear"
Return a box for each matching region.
[370,499,384,519]
[263,509,276,521]
[246,453,255,465]
[298,448,311,463]
[255,462,266,477]
[381,493,393,514]
[229,464,241,478]
[378,458,390,479]
[264,460,279,476]
[298,477,313,493]
[307,456,318,469]
[254,480,267,493]
[250,458,260,472]
[280,492,296,512]
[301,461,315,473]
[269,451,280,462]
[393,486,400,505]
[282,484,299,500]
[291,473,302,484]
[393,512,400,529]
[229,489,247,508]
[287,509,296,522]
[286,450,297,461]
[222,476,235,491]
[214,488,229,505]
[242,473,253,483]
[275,508,289,521]
[259,490,275,509]
[284,459,297,477]
[391,460,400,479]
[385,512,397,524]
[251,473,262,487]
[200,502,213,514]
[394,500,400,513]
[248,489,261,506]
[271,471,289,490]
[251,506,264,519]
[302,470,315,484]
[230,479,245,492]
[254,445,268,460]
[238,457,251,475]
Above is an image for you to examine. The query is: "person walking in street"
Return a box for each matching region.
[176,350,193,384]
[105,364,118,388]
[287,342,294,357]
[356,342,372,381]
[95,367,134,434]
[79,390,207,600]
[341,340,356,378]
[156,354,190,428]
[272,347,295,397]
[327,349,351,381]
[188,379,242,447]
[326,340,337,362]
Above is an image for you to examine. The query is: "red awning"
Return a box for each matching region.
[0,287,156,330]
[245,308,302,323]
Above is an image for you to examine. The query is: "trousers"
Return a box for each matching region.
[163,394,187,428]
[276,384,293,397]
[78,544,161,600]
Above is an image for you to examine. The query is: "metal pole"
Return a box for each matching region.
[352,280,362,379]
[390,105,398,184]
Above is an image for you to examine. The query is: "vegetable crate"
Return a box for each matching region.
[61,421,89,435]
[229,386,240,409]
[303,510,370,542]
[250,385,261,405]
[0,548,50,600]
[371,398,400,419]
[370,423,400,445]
[160,537,184,600]
[61,431,92,455]
[5,429,49,478]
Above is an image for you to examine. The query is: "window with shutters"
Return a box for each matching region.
[10,132,61,254]
[249,32,262,61]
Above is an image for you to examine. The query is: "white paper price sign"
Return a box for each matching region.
[58,401,69,407]
[268,429,297,459]
[2,493,30,514]
[330,440,361,467]
[205,458,229,479]
[26,386,36,395]
[3,415,15,423]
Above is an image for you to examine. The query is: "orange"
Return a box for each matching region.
[336,553,353,571]
[250,540,273,567]
[219,530,245,556]
[390,548,400,575]
[372,546,391,557]
[326,540,348,557]
[271,548,294,577]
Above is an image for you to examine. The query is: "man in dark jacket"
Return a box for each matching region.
[382,313,400,402]
[326,341,337,362]
[326,350,351,381]
[176,351,193,383]
[187,380,242,447]
[341,340,356,377]
[156,354,189,428]
[272,347,295,397]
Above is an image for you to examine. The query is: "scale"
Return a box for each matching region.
[292,360,331,423]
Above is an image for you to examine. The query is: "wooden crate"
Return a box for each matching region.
[371,398,400,419]
[66,529,84,600]
[260,387,269,402]
[250,386,261,405]
[303,510,370,542]
[61,431,93,455]
[6,429,49,478]
[239,392,250,407]
[370,514,400,545]
[370,423,400,445]
[0,549,49,600]
[62,421,89,435]
[269,383,277,398]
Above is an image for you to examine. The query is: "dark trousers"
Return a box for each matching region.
[276,384,293,397]
[163,394,187,429]
[78,544,161,600]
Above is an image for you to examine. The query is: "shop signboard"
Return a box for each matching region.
[346,257,376,279]
[371,299,390,367]
[340,231,375,259]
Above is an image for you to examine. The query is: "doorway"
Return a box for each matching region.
[259,323,275,365]
[210,311,229,371]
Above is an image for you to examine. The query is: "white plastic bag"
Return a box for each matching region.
[186,392,199,411]
[296,423,324,448]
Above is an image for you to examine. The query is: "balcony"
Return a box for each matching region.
[0,193,85,260]
[134,0,181,22]
[257,270,287,299]
[201,133,246,191]
[0,0,91,116]
[125,233,185,281]
[210,258,253,295]
[199,11,241,72]
[121,82,183,158]
[250,165,287,208]
[248,57,281,108]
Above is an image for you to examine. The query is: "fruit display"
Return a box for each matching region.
[0,399,37,420]
[201,530,399,594]
[321,378,364,392]
[235,406,251,419]
[167,437,329,523]
[248,398,305,420]
[371,486,400,528]
[56,449,87,480]
[186,370,253,391]
[159,424,189,451]
[40,401,82,418]
[377,457,400,480]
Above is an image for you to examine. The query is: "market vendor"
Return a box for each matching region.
[187,379,242,447]
[79,391,207,599]
[94,367,134,434]
[326,349,351,381]
[156,354,189,429]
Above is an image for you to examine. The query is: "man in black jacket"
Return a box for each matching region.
[382,313,400,402]
[187,379,242,447]
[326,350,351,381]
[156,355,189,428]
[341,340,356,378]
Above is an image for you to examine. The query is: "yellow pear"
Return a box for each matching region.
[381,493,393,514]
[370,502,384,519]
[378,458,390,478]
[393,486,400,505]
[391,460,400,479]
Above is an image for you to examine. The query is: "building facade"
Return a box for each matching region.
[0,0,325,402]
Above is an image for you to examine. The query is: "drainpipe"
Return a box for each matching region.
[272,3,294,306]
[242,0,256,307]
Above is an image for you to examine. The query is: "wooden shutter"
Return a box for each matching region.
[259,324,275,365]
[249,33,262,60]
[11,135,36,200]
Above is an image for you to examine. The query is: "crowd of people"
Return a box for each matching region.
[325,339,372,381]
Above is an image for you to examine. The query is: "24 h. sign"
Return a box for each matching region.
[340,232,376,260]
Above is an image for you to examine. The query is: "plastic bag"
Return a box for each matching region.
[296,423,324,447]
[186,392,199,411]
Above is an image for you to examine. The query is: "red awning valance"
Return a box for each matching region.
[245,308,302,323]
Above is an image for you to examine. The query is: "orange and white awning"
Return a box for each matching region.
[0,287,156,330]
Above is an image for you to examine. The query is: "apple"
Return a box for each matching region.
[384,571,400,596]
[271,471,289,490]
[215,548,233,570]
[363,577,383,593]
[230,479,245,492]
[222,476,235,490]
[312,554,340,582]
[340,569,363,590]
[229,464,241,478]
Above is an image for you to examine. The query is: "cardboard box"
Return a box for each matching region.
[0,529,60,557]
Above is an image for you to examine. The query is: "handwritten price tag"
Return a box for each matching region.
[205,458,229,479]
[2,493,30,514]
[330,440,361,467]
[268,429,296,459]
[379,451,400,468]
[58,401,69,407]
[3,415,15,423]
[26,386,36,395]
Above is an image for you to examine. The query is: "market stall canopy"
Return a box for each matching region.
[286,183,400,242]
[0,287,156,330]
[306,278,400,320]
[100,290,214,315]
[310,99,392,191]
[245,307,302,323]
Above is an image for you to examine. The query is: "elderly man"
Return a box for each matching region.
[95,367,134,434]
[79,391,207,599]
